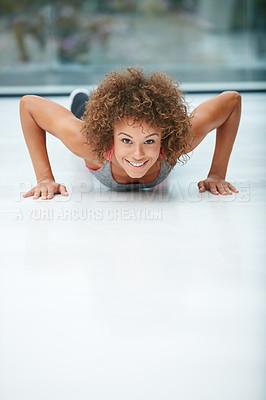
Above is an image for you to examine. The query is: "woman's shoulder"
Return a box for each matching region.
[83,158,105,170]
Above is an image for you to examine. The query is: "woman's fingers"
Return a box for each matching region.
[208,182,219,195]
[33,189,41,199]
[198,178,239,196]
[228,183,239,193]
[198,181,206,192]
[59,185,68,196]
[223,186,232,194]
[23,189,34,198]
[47,185,57,199]
[23,182,68,200]
[216,183,230,195]
[41,188,48,200]
[47,190,54,199]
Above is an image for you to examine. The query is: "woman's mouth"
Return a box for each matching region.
[125,159,149,169]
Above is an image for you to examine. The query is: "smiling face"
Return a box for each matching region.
[113,119,162,178]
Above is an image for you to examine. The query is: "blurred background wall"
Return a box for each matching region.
[0,0,265,92]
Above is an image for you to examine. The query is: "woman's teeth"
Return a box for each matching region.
[127,160,147,167]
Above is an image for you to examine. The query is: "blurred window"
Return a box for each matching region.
[0,0,265,88]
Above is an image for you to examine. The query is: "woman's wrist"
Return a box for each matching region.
[37,175,55,184]
[208,171,226,180]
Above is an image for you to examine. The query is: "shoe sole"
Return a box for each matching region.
[69,88,90,110]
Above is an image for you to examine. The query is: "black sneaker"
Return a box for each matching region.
[69,88,90,119]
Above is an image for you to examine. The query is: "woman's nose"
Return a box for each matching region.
[132,145,145,158]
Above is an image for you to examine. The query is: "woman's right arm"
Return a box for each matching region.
[20,95,92,199]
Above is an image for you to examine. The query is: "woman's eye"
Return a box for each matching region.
[145,140,154,144]
[121,138,155,144]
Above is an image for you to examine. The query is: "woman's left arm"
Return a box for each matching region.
[188,91,242,195]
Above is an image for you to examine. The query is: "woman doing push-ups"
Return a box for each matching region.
[20,67,241,199]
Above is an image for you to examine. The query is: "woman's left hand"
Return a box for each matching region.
[198,174,239,195]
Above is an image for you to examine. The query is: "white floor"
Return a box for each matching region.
[0,93,265,400]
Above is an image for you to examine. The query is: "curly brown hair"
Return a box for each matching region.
[81,67,193,168]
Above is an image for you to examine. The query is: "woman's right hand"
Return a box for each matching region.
[23,179,68,200]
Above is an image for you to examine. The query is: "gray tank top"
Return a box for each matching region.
[86,157,172,191]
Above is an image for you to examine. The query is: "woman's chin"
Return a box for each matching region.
[123,159,150,176]
[126,169,146,178]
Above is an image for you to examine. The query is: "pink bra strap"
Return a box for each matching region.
[106,146,114,162]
